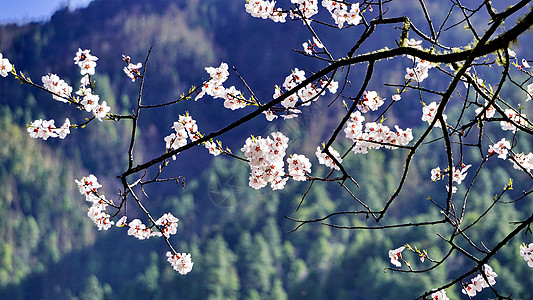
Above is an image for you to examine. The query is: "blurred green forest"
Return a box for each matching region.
[0,0,532,299]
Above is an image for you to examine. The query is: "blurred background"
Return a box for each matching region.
[0,0,532,299]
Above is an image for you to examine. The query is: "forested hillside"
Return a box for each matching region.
[1,0,532,299]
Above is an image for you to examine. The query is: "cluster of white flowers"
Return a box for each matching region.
[74,50,112,121]
[291,0,319,19]
[461,265,498,297]
[315,144,342,170]
[266,69,337,120]
[404,40,438,83]
[431,163,471,193]
[501,108,528,133]
[42,73,73,103]
[0,53,12,77]
[388,246,406,267]
[74,48,98,76]
[520,242,533,267]
[245,0,287,22]
[75,174,115,231]
[287,154,312,181]
[166,252,194,275]
[126,213,180,240]
[474,101,496,119]
[27,118,70,140]
[511,152,533,172]
[195,62,251,110]
[344,111,413,154]
[430,290,449,300]
[322,0,361,28]
[122,55,143,82]
[241,132,289,190]
[422,101,447,128]
[357,91,384,113]
[164,113,201,160]
[488,138,511,159]
[302,37,324,55]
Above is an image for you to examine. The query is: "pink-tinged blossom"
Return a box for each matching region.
[388,246,406,267]
[520,242,533,267]
[527,83,533,101]
[422,101,447,128]
[0,53,12,77]
[205,62,229,84]
[302,37,324,55]
[474,101,496,119]
[205,140,221,156]
[452,164,471,185]
[500,109,527,133]
[461,264,498,296]
[283,68,306,90]
[511,152,533,172]
[166,252,194,275]
[42,73,72,102]
[241,132,288,190]
[316,145,342,170]
[116,216,127,227]
[94,101,111,121]
[392,94,401,101]
[123,62,143,82]
[431,167,442,181]
[155,213,179,238]
[27,119,68,140]
[287,154,312,181]
[87,205,114,231]
[223,86,247,110]
[488,138,511,159]
[430,290,449,300]
[74,49,98,76]
[357,91,384,113]
[127,219,151,240]
[263,109,278,121]
[81,93,100,112]
[74,48,98,66]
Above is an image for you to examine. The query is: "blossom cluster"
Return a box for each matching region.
[74,49,111,121]
[511,152,533,173]
[474,100,496,119]
[75,174,115,231]
[267,68,337,120]
[388,246,405,267]
[430,163,471,194]
[122,54,142,82]
[195,62,252,110]
[461,265,498,297]
[126,213,180,240]
[344,110,413,154]
[42,73,73,103]
[287,154,312,181]
[430,290,449,300]
[322,0,362,28]
[0,53,12,77]
[421,101,447,128]
[488,138,511,159]
[241,132,290,190]
[315,144,342,170]
[164,113,201,159]
[244,0,287,22]
[520,242,533,267]
[302,37,323,55]
[27,118,71,140]
[405,40,438,83]
[501,108,528,133]
[167,252,194,275]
